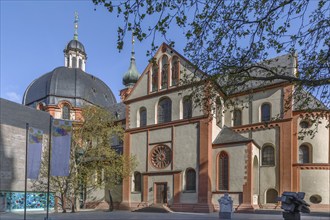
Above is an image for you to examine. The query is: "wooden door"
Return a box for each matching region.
[155,183,167,204]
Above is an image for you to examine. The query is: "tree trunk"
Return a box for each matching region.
[108,189,114,212]
[61,194,66,213]
[71,196,75,213]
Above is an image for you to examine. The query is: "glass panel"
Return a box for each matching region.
[152,65,158,92]
[62,105,70,120]
[134,172,141,192]
[261,103,271,121]
[186,169,196,191]
[299,145,310,163]
[262,146,275,166]
[183,97,192,119]
[219,152,229,190]
[72,57,77,68]
[158,98,171,123]
[140,108,147,127]
[233,109,242,126]
[161,56,168,89]
[171,57,179,86]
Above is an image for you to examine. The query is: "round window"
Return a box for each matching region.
[299,120,311,129]
[309,194,322,204]
[150,145,172,169]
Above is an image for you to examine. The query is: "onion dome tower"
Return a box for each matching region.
[120,35,140,100]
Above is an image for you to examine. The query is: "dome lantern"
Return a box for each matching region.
[64,12,87,71]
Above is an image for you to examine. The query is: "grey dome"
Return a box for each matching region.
[23,67,116,108]
[64,40,86,55]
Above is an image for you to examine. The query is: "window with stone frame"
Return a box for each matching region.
[161,55,169,89]
[134,172,141,192]
[218,151,229,191]
[158,97,172,123]
[183,96,192,119]
[262,145,275,166]
[299,144,311,163]
[62,104,70,120]
[139,107,147,127]
[185,168,196,191]
[261,103,271,122]
[152,65,159,92]
[171,56,179,86]
[233,109,242,126]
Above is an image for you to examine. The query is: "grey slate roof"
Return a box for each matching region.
[293,89,328,111]
[213,126,252,145]
[218,54,296,95]
[107,102,126,121]
[23,66,117,108]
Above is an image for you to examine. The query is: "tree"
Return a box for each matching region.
[32,106,136,212]
[93,0,329,111]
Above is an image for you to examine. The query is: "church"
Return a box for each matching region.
[0,15,329,213]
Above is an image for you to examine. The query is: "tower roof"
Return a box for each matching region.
[123,35,139,87]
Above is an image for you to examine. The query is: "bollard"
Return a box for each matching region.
[218,193,233,219]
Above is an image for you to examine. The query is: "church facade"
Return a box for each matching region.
[0,15,329,213]
[120,43,329,212]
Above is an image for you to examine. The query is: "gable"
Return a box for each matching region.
[125,43,204,102]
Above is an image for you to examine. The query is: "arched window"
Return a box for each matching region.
[152,65,159,92]
[299,144,311,163]
[62,104,70,120]
[72,57,77,68]
[139,107,147,127]
[262,145,275,166]
[37,102,44,111]
[216,97,222,126]
[218,151,229,191]
[158,97,172,123]
[261,103,271,122]
[161,56,168,89]
[233,109,242,126]
[79,59,83,69]
[186,168,196,191]
[134,172,141,192]
[171,56,179,86]
[183,96,192,119]
[266,189,278,203]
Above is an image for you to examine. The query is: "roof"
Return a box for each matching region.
[23,66,117,108]
[123,51,140,87]
[218,54,296,95]
[213,126,252,145]
[64,39,86,55]
[293,89,328,111]
[107,102,126,121]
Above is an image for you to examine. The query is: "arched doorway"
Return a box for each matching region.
[266,188,278,203]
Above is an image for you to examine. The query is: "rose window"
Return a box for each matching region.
[150,145,172,169]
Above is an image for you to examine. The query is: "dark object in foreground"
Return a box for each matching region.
[279,192,310,220]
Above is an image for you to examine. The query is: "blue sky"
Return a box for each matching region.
[0,0,186,103]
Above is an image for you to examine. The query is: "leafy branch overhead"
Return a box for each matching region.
[93,0,329,109]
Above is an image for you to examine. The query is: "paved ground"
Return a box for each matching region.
[0,210,329,220]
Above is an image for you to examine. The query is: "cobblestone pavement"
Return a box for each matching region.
[1,210,329,220]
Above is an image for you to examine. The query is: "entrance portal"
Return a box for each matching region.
[155,183,167,204]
